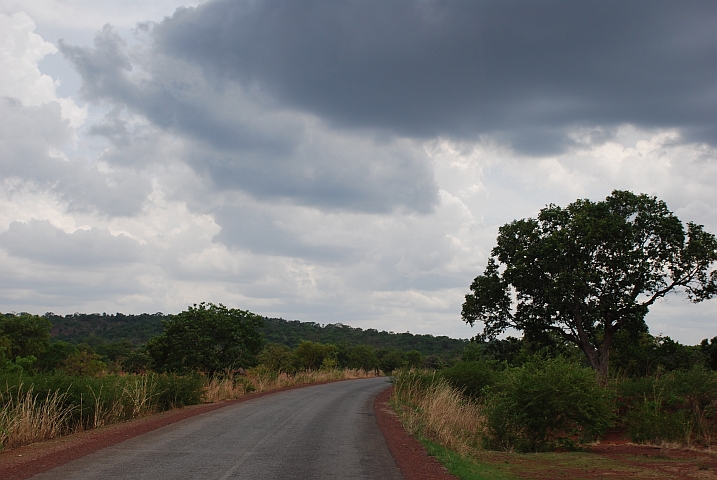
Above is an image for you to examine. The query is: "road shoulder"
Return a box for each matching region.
[374,386,458,480]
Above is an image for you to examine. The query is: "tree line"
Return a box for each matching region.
[1,303,444,376]
[2,305,715,378]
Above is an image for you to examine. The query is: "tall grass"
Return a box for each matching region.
[0,384,75,449]
[391,370,486,456]
[0,372,203,450]
[85,376,161,429]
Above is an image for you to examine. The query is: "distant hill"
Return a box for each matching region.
[47,312,467,357]
[262,317,467,357]
[48,312,165,345]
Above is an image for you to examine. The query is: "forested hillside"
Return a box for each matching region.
[46,312,467,357]
[261,318,466,356]
[48,313,165,345]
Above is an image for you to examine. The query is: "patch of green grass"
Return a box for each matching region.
[419,438,520,480]
[419,439,656,479]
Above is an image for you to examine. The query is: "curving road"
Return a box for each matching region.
[31,377,403,479]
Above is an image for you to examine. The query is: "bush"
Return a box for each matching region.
[152,373,204,410]
[619,368,717,446]
[440,360,499,400]
[484,356,612,452]
[611,331,705,377]
[405,350,423,368]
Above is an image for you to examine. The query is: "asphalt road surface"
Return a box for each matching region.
[32,377,403,480]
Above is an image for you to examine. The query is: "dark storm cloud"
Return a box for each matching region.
[152,0,717,152]
[0,220,144,266]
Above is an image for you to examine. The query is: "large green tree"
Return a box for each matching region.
[462,191,717,376]
[147,303,263,375]
[0,312,51,362]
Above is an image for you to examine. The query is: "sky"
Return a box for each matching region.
[0,0,716,343]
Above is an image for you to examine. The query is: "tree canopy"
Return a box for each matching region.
[0,313,51,367]
[462,190,717,375]
[147,303,263,375]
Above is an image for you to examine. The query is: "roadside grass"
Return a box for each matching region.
[0,368,379,450]
[204,367,379,401]
[479,451,644,479]
[418,439,700,479]
[0,385,74,449]
[391,370,485,456]
[391,367,717,479]
[420,438,518,480]
[245,367,379,394]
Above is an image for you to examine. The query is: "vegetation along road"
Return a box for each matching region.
[31,378,401,479]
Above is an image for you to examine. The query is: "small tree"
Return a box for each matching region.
[294,340,338,371]
[258,343,298,373]
[61,350,106,376]
[147,303,263,376]
[462,191,717,376]
[379,349,407,374]
[345,344,379,372]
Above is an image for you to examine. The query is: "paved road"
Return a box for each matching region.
[32,377,402,480]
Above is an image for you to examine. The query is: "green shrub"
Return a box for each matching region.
[618,368,717,446]
[625,402,690,444]
[484,356,612,452]
[439,360,499,400]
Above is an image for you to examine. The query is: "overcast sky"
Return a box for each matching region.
[1,0,716,343]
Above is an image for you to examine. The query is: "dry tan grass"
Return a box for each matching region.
[248,367,379,393]
[0,385,75,449]
[203,374,247,403]
[391,370,486,456]
[203,368,380,402]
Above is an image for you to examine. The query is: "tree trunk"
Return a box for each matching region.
[594,329,613,383]
[578,336,611,381]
